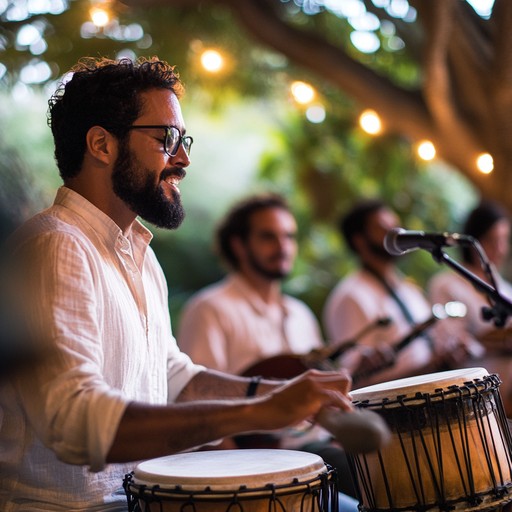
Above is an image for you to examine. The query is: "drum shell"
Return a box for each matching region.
[349,368,512,512]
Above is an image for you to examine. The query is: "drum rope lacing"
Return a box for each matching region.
[348,374,512,512]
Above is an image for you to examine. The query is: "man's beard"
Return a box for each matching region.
[246,249,291,280]
[365,237,397,262]
[111,141,185,230]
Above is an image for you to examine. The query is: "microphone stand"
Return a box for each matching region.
[429,246,512,328]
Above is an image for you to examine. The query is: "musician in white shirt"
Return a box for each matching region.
[178,193,358,499]
[323,199,481,387]
[178,194,323,376]
[429,200,512,337]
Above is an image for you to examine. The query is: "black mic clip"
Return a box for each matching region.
[482,305,509,328]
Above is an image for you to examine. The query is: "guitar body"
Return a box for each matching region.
[240,353,311,379]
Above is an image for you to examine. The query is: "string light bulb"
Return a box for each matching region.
[89,5,110,27]
[417,140,436,161]
[476,153,493,174]
[200,49,224,73]
[359,109,382,135]
[291,81,316,105]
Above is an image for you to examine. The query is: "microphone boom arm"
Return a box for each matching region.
[430,247,512,328]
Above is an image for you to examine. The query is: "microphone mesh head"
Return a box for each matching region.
[383,227,405,256]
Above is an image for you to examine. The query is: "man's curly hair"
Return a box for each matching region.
[47,56,183,180]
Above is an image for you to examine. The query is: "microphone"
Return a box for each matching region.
[316,408,391,454]
[384,227,473,256]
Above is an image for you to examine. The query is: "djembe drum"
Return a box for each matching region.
[123,449,337,511]
[348,367,512,512]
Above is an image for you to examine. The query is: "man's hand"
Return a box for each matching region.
[254,368,353,432]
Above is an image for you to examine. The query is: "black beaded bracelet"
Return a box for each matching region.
[246,376,262,397]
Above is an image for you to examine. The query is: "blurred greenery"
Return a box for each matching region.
[0,0,482,336]
[0,85,477,336]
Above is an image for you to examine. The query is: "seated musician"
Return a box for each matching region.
[178,193,359,498]
[429,200,512,413]
[322,199,484,388]
[429,200,512,340]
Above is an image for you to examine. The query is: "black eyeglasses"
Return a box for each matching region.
[127,125,193,157]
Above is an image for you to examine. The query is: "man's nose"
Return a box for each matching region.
[168,144,191,168]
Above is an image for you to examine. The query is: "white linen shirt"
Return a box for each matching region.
[322,268,433,383]
[0,187,204,511]
[178,273,324,375]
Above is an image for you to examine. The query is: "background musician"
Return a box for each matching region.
[322,198,482,387]
[429,200,512,413]
[429,200,512,338]
[178,193,359,498]
[178,193,323,376]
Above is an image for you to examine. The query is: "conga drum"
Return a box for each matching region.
[123,449,337,511]
[348,367,512,512]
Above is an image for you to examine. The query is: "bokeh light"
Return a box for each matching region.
[291,81,316,104]
[417,140,436,161]
[90,6,110,27]
[359,109,382,135]
[200,49,224,73]
[306,104,326,123]
[476,152,493,174]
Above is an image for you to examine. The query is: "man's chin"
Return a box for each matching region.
[258,269,290,280]
[145,212,185,230]
[135,202,185,230]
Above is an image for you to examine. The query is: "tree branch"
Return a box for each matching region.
[490,0,512,102]
[220,0,433,139]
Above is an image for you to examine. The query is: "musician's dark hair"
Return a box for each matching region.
[461,200,509,264]
[216,193,291,270]
[340,198,387,253]
[47,56,183,180]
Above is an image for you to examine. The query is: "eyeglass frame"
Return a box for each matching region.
[126,125,193,157]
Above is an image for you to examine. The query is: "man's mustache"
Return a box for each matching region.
[268,252,291,261]
[161,167,187,181]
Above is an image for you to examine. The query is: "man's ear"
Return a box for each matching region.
[352,233,365,254]
[85,126,117,166]
[230,236,246,260]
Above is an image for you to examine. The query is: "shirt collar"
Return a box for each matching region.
[228,273,290,317]
[55,186,153,266]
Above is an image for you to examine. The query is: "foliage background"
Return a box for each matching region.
[0,0,485,335]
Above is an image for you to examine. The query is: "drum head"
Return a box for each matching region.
[133,449,326,491]
[351,367,490,403]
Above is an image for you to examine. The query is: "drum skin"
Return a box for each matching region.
[123,449,337,511]
[349,368,512,512]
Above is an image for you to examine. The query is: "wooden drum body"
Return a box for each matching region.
[349,368,512,512]
[123,449,337,511]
